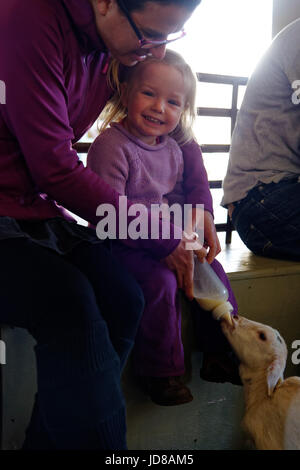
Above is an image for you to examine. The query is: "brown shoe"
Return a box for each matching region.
[140,376,193,406]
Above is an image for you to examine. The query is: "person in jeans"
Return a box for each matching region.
[222,18,300,261]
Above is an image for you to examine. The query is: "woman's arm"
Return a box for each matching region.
[0,4,179,260]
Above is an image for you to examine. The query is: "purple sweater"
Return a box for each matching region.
[87,123,186,209]
[0,0,213,258]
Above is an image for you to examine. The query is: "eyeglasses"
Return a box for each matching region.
[117,0,186,50]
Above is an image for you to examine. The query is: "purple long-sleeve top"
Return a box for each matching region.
[0,0,213,258]
[87,123,186,208]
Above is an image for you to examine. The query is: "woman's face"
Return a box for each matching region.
[92,0,193,66]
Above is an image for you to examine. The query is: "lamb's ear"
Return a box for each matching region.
[267,357,284,396]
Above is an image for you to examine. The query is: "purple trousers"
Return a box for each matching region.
[113,243,238,377]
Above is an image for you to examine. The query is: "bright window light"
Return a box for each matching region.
[169,0,273,77]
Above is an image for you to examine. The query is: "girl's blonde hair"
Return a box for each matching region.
[99,49,197,146]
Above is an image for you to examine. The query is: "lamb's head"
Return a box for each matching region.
[221,316,287,395]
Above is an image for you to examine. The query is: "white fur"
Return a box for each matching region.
[221,316,300,450]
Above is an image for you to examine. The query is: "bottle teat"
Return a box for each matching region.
[212,301,233,325]
[193,257,233,325]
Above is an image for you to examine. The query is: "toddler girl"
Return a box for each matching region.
[87,50,239,406]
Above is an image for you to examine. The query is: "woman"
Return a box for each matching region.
[0,0,225,450]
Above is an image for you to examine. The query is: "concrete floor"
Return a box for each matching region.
[124,352,247,450]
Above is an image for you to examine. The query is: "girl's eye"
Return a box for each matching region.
[169,100,181,107]
[142,91,153,97]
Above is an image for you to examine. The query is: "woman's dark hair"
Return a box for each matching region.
[121,0,202,13]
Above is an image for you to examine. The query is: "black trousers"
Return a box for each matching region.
[0,238,144,449]
[232,178,300,261]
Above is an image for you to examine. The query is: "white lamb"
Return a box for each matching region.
[221,316,300,450]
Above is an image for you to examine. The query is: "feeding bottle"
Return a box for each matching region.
[193,257,233,324]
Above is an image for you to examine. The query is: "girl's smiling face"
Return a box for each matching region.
[122,62,186,145]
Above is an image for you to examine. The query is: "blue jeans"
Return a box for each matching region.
[0,238,144,449]
[232,177,300,261]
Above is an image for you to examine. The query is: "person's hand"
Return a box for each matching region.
[162,239,207,301]
[185,208,221,264]
[203,210,221,264]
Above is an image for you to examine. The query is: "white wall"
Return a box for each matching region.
[273,0,300,36]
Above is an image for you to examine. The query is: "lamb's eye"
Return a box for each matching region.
[259,332,266,341]
[277,335,283,344]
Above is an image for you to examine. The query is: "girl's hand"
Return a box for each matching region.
[185,207,220,264]
[162,239,207,301]
[203,211,221,263]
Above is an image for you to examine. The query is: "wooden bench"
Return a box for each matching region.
[218,232,300,377]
